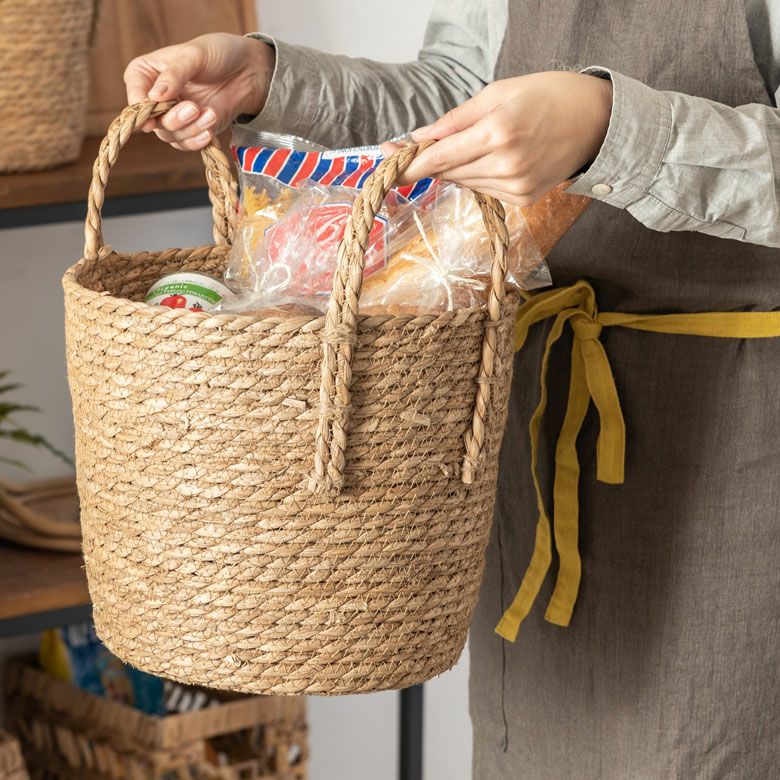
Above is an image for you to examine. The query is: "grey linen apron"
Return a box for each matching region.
[469,1,780,778]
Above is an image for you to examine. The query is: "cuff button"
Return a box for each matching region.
[591,183,613,196]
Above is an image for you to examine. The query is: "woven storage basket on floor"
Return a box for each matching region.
[0,730,29,780]
[0,0,97,171]
[4,660,307,780]
[0,478,80,552]
[63,102,519,696]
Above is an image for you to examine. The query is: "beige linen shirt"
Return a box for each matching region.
[245,0,780,247]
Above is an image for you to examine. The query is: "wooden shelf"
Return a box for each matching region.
[0,543,88,622]
[0,132,216,211]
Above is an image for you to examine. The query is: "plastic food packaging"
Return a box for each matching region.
[224,130,589,316]
[360,183,551,315]
[144,271,233,312]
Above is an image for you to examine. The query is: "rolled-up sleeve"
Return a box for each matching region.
[567,68,780,248]
[239,1,505,149]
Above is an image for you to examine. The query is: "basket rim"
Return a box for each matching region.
[63,244,521,331]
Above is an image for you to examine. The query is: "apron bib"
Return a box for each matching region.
[469,1,780,778]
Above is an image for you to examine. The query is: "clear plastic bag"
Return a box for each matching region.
[360,184,550,315]
[226,131,439,297]
[224,183,423,313]
[223,130,574,316]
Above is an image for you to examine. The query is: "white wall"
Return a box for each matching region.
[0,2,473,778]
[259,0,432,60]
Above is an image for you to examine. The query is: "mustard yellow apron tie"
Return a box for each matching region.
[497,280,780,642]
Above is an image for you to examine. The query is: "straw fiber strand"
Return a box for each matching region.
[0,0,96,171]
[63,102,519,695]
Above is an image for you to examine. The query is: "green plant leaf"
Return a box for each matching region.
[0,428,74,470]
[0,402,40,417]
[0,372,75,471]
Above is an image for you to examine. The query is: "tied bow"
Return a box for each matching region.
[496,280,626,640]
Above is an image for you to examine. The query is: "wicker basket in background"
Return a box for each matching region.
[63,102,518,696]
[0,730,29,780]
[0,0,98,171]
[0,478,80,552]
[4,660,308,780]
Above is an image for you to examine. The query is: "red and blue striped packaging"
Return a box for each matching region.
[231,128,436,205]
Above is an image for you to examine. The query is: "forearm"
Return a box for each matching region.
[237,0,502,148]
[238,34,478,147]
[568,70,780,248]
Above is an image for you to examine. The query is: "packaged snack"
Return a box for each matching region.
[360,183,551,315]
[522,182,591,256]
[145,271,232,312]
[225,130,588,316]
[225,182,434,313]
[227,132,438,294]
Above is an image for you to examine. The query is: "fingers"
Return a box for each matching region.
[154,121,215,151]
[157,102,213,133]
[123,41,222,150]
[464,186,516,205]
[384,85,503,182]
[394,123,488,184]
[413,149,522,187]
[144,45,204,102]
[142,102,217,148]
[413,85,502,142]
[124,43,204,119]
[124,57,157,105]
[167,130,214,152]
[140,100,216,150]
[459,183,543,208]
[379,141,404,157]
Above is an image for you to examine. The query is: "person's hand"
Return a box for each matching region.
[124,33,275,151]
[383,72,612,206]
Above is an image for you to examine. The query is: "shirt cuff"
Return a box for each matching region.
[566,68,673,208]
[236,32,325,138]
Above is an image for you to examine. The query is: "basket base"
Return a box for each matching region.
[95,619,467,697]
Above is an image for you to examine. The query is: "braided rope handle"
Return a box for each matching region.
[311,144,510,494]
[83,101,238,261]
[461,192,509,484]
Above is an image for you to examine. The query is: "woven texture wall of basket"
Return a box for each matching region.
[4,660,308,780]
[62,102,519,696]
[0,730,29,780]
[0,0,98,171]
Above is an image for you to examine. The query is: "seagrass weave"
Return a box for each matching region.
[0,0,97,171]
[0,730,29,780]
[62,102,519,695]
[4,660,307,780]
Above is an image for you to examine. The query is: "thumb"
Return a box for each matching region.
[147,64,199,101]
[132,44,204,102]
[412,86,501,141]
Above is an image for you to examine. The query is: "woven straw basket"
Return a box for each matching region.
[0,0,97,171]
[63,102,519,696]
[5,659,307,780]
